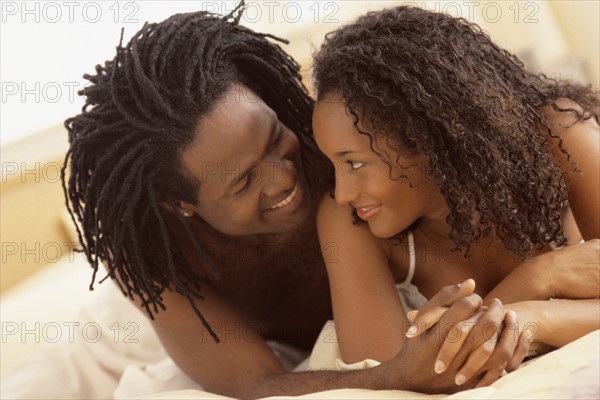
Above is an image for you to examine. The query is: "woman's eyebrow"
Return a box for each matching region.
[336,150,364,157]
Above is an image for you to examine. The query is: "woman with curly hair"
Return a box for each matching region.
[312,5,599,388]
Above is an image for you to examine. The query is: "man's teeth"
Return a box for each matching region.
[270,184,298,209]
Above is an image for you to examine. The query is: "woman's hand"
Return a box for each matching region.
[469,309,532,387]
[405,279,477,337]
[406,281,531,387]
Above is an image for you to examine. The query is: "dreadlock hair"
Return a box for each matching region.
[312,5,599,259]
[61,1,321,342]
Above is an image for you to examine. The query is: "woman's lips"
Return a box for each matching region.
[355,204,382,220]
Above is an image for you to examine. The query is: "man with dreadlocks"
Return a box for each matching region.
[55,3,522,399]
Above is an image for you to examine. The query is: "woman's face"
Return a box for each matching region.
[177,83,313,236]
[312,94,447,238]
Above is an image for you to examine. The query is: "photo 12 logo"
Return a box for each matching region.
[401,1,540,24]
[199,1,340,24]
[1,82,85,105]
[1,1,140,24]
[2,321,140,344]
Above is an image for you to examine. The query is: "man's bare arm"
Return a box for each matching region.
[121,280,474,399]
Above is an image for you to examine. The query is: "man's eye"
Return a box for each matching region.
[268,125,284,151]
[233,169,256,196]
[347,160,365,170]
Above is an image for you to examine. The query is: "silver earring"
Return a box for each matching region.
[182,210,192,217]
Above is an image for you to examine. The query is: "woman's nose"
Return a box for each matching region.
[333,173,359,206]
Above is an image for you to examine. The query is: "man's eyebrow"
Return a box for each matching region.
[228,113,278,190]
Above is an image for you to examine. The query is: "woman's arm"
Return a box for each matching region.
[317,195,525,387]
[507,299,600,348]
[316,194,408,363]
[483,240,600,304]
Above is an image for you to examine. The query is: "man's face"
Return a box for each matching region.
[179,83,312,236]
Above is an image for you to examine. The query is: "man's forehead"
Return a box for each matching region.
[181,88,277,189]
[201,85,273,132]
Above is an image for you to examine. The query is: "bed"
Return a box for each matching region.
[1,253,598,399]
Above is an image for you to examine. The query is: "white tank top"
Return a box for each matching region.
[394,231,428,311]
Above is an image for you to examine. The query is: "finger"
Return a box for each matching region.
[453,299,505,385]
[463,298,503,349]
[506,329,532,372]
[406,307,448,337]
[454,332,499,385]
[435,293,483,334]
[407,310,418,322]
[408,279,476,323]
[408,291,482,339]
[434,312,482,374]
[480,310,519,372]
[475,364,506,388]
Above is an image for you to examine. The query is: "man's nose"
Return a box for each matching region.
[261,158,296,197]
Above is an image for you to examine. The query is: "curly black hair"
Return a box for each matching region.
[61,1,321,342]
[312,5,599,258]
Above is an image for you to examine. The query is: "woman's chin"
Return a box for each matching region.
[367,221,401,239]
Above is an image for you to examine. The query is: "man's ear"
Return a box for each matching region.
[160,201,195,218]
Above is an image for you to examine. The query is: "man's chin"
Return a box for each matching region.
[266,208,312,235]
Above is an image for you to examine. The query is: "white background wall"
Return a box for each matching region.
[1,1,598,147]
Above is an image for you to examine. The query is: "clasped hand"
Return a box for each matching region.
[391,280,531,392]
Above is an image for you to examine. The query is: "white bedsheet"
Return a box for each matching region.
[0,256,308,399]
[137,329,600,400]
[1,256,599,399]
[1,258,167,399]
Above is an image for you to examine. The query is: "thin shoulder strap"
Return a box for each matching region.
[402,231,416,285]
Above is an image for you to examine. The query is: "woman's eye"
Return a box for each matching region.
[347,160,365,170]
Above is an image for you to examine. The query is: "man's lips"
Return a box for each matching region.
[262,181,304,215]
[269,184,298,210]
[261,158,306,214]
[354,203,382,220]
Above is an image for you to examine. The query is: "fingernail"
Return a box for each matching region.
[525,330,534,341]
[455,374,467,386]
[459,278,474,288]
[405,325,417,337]
[434,360,445,374]
[407,310,418,322]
